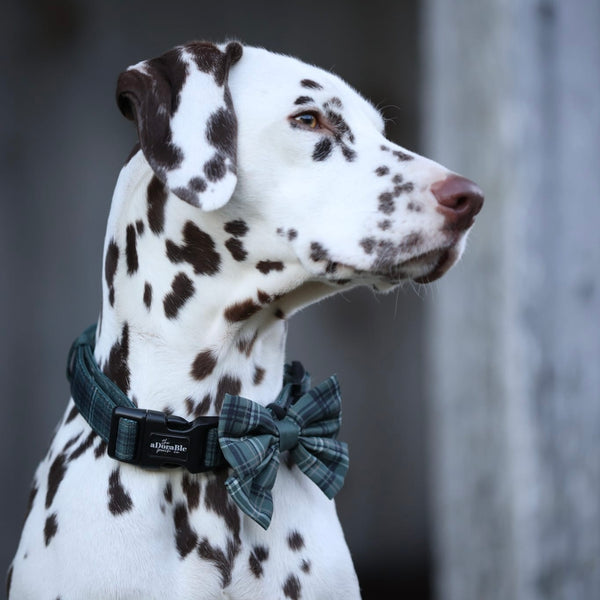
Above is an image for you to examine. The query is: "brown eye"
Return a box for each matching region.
[294,112,319,129]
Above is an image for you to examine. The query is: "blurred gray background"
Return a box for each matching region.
[1,1,598,599]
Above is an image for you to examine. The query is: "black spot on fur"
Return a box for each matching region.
[256,260,284,274]
[309,242,329,262]
[407,201,422,213]
[225,238,247,261]
[301,559,311,573]
[294,95,314,105]
[253,366,265,385]
[143,282,152,308]
[108,467,133,515]
[174,502,198,558]
[166,221,221,276]
[46,453,67,509]
[105,240,119,306]
[103,323,130,395]
[224,299,261,323]
[283,574,302,599]
[125,224,138,275]
[301,79,322,90]
[135,219,144,235]
[182,474,201,510]
[147,176,168,235]
[312,138,333,161]
[378,220,392,231]
[288,229,298,240]
[163,272,195,319]
[287,530,305,551]
[375,166,389,176]
[275,308,285,320]
[191,350,217,381]
[224,219,248,237]
[249,545,269,578]
[62,432,82,453]
[214,376,242,414]
[44,513,58,546]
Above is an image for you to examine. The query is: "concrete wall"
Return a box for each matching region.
[423,1,600,598]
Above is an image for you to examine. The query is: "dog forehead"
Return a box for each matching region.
[227,46,383,129]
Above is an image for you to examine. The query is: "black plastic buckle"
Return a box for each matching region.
[108,406,219,473]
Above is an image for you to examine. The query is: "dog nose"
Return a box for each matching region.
[431,175,484,230]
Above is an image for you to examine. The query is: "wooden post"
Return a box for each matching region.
[423,1,600,598]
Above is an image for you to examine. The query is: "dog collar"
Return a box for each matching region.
[67,325,349,528]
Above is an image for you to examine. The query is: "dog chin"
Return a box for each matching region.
[371,245,462,289]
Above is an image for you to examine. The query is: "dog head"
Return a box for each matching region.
[117,42,483,289]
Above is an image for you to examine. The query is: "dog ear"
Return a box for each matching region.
[116,41,243,211]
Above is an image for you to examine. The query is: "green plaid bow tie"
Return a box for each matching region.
[218,365,349,529]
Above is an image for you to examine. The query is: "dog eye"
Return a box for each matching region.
[293,112,320,129]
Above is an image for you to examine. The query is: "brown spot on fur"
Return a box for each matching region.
[125,224,139,275]
[108,468,133,515]
[223,219,248,237]
[143,282,152,308]
[194,395,211,417]
[166,221,221,276]
[253,366,265,385]
[191,350,217,381]
[46,453,67,509]
[224,299,261,323]
[287,530,305,551]
[163,272,195,319]
[225,238,247,261]
[174,502,198,558]
[105,240,119,306]
[214,376,242,413]
[103,323,130,395]
[237,331,258,356]
[182,474,200,510]
[309,242,329,262]
[283,574,302,599]
[44,513,58,546]
[249,545,269,578]
[147,175,168,235]
[256,260,284,275]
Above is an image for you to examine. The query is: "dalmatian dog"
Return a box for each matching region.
[8,41,483,599]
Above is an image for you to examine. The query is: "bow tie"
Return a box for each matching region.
[218,363,349,529]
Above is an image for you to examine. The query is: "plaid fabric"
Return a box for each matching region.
[219,374,349,530]
[67,324,137,459]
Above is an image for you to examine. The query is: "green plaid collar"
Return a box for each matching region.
[67,325,349,529]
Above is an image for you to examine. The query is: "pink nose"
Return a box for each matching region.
[431,175,484,230]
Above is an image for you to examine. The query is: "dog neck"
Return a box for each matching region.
[94,150,331,418]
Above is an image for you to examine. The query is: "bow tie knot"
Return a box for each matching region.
[218,364,349,529]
